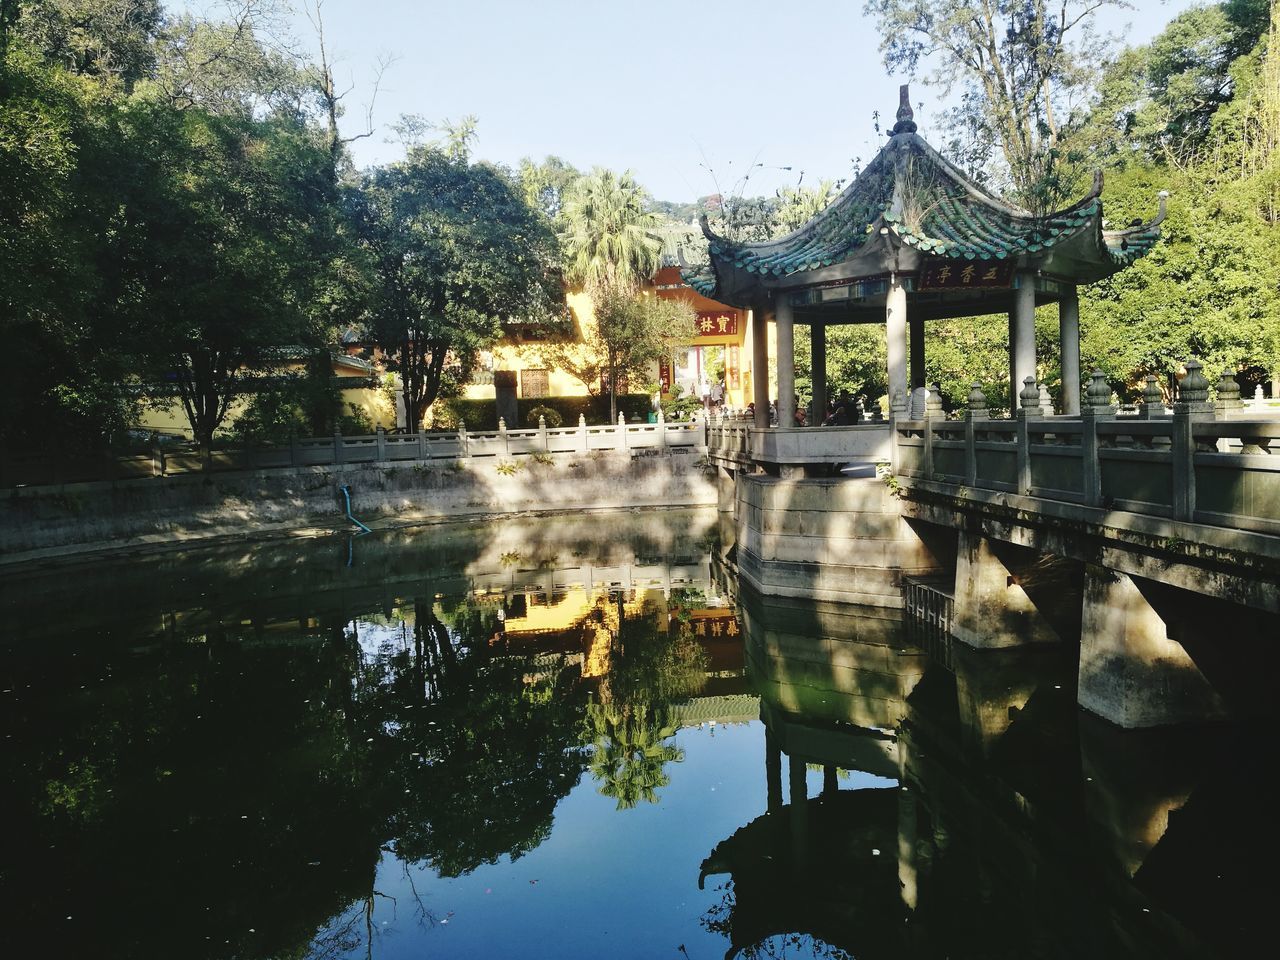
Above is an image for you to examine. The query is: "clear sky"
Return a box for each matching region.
[185,0,1204,201]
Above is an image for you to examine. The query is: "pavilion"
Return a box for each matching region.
[683,86,1166,429]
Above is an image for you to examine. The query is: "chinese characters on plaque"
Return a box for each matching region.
[918,259,1014,291]
[658,358,672,392]
[694,310,739,338]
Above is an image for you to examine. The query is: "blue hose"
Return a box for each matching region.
[339,484,372,534]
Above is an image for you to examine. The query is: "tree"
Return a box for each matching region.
[864,0,1128,210]
[150,2,307,118]
[518,154,581,221]
[15,0,161,89]
[540,287,693,422]
[349,146,563,430]
[560,167,663,290]
[123,104,336,463]
[774,179,837,233]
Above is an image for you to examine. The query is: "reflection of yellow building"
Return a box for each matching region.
[134,352,396,438]
[477,586,668,679]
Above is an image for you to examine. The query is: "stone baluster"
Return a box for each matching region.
[1081,371,1112,508]
[1137,374,1164,420]
[458,420,470,458]
[1016,376,1043,420]
[963,383,986,485]
[1215,370,1243,417]
[657,407,668,450]
[618,412,628,450]
[538,415,549,451]
[376,425,387,461]
[1085,370,1116,416]
[498,416,509,455]
[1015,377,1041,494]
[1038,381,1053,416]
[965,382,989,421]
[1176,360,1212,414]
[579,413,589,453]
[925,384,944,420]
[333,428,344,465]
[1172,360,1213,521]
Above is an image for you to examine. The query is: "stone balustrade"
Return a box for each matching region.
[894,368,1280,536]
[1,413,709,487]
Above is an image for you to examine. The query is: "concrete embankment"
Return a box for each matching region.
[0,449,716,563]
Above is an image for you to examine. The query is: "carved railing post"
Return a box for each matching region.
[1081,370,1112,508]
[538,415,549,452]
[376,425,387,461]
[1215,369,1243,418]
[1038,381,1053,416]
[1015,377,1042,495]
[1137,374,1164,420]
[1172,360,1212,521]
[618,412,628,450]
[333,428,344,466]
[458,420,470,458]
[963,383,986,485]
[151,432,165,477]
[657,407,668,450]
[498,417,509,455]
[579,413,589,453]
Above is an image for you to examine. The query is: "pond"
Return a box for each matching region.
[0,508,1271,959]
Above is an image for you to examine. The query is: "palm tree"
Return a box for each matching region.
[560,168,663,292]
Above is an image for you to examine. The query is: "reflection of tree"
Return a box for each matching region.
[345,594,589,878]
[583,603,709,809]
[585,700,682,809]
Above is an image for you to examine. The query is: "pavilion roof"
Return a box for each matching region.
[683,90,1165,304]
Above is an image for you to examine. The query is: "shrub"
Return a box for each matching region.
[526,405,564,427]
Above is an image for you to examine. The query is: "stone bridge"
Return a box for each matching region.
[707,373,1280,729]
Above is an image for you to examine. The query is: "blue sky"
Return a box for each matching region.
[185,0,1204,201]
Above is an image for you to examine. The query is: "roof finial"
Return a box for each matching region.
[892,84,917,136]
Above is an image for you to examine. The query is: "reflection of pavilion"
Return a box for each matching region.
[708,595,1267,960]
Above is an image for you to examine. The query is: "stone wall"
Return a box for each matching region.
[0,449,716,562]
[734,473,943,608]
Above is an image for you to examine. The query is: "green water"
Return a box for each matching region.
[0,509,1270,959]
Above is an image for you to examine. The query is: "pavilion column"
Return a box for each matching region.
[1010,270,1037,415]
[909,316,926,389]
[1059,285,1082,415]
[886,276,909,417]
[811,321,827,426]
[752,301,770,429]
[776,295,796,428]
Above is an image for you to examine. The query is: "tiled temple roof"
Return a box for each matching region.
[683,91,1165,301]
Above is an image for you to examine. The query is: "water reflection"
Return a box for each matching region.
[1,512,1273,959]
[725,586,1272,960]
[0,510,746,959]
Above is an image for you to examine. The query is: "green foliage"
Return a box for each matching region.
[1081,163,1280,395]
[526,404,563,427]
[350,147,563,429]
[560,167,663,289]
[864,0,1128,210]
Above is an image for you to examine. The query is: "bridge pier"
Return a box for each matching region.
[1078,566,1226,728]
[951,532,1061,648]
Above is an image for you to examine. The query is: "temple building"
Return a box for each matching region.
[684,86,1167,428]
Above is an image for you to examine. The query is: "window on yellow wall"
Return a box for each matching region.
[521,369,550,398]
